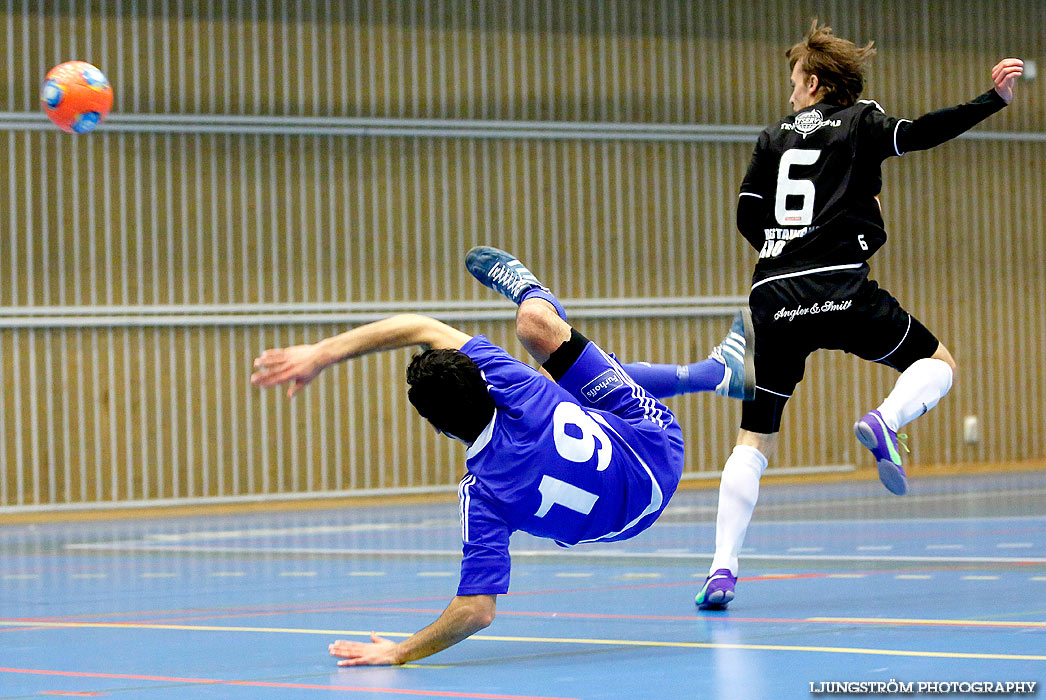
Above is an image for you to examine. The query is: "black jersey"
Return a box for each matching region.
[738,90,1007,285]
[739,99,906,280]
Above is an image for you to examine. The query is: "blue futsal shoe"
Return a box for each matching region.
[709,308,756,401]
[695,568,737,610]
[466,246,546,304]
[854,409,910,495]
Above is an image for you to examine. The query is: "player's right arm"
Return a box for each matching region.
[329,478,510,666]
[875,58,1023,157]
[328,594,497,666]
[250,314,472,398]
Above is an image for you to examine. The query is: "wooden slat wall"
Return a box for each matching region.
[4,1,1042,128]
[0,1,1043,508]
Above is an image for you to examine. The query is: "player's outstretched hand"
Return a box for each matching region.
[251,344,324,398]
[329,634,403,666]
[992,58,1023,104]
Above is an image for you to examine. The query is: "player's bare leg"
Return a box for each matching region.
[467,247,756,401]
[515,300,571,364]
[465,246,572,366]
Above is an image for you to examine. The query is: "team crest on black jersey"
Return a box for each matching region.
[782,109,842,138]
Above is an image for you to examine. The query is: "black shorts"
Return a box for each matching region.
[741,266,940,434]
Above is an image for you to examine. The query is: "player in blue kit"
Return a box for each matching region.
[251,246,754,665]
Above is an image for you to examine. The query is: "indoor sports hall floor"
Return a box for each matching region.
[2,470,1044,699]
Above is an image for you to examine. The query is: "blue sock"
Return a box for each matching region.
[621,359,725,399]
[683,358,727,393]
[520,287,567,321]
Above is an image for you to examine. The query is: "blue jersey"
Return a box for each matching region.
[455,336,685,596]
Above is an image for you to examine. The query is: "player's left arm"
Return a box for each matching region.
[251,314,472,398]
[328,594,497,666]
[893,58,1023,154]
[736,130,773,250]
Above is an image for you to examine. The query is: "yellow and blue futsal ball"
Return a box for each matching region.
[41,61,113,134]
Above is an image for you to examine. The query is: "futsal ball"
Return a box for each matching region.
[41,61,113,134]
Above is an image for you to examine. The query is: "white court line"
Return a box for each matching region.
[962,576,1000,581]
[997,543,1034,548]
[727,553,1046,564]
[650,515,1046,527]
[347,571,385,577]
[279,571,317,577]
[2,574,38,580]
[926,544,965,550]
[61,542,1046,564]
[45,511,1045,554]
[70,574,107,579]
[788,547,824,552]
[211,572,245,578]
[895,575,932,580]
[416,572,454,577]
[664,491,1046,519]
[857,546,893,551]
[50,511,1044,545]
[140,572,177,578]
[139,521,454,542]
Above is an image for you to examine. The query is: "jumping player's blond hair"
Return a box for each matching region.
[786,20,877,107]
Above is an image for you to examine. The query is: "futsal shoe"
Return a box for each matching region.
[466,246,547,304]
[854,409,910,495]
[695,568,737,610]
[709,308,756,401]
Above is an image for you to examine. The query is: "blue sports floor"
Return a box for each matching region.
[2,471,1044,699]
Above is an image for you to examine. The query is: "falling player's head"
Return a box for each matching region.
[786,20,876,109]
[406,349,495,444]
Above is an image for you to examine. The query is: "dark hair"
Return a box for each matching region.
[406,348,495,443]
[786,20,876,107]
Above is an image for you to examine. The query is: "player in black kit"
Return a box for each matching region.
[694,21,1024,610]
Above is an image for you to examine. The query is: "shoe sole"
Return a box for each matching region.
[738,306,756,401]
[697,589,734,610]
[854,420,908,496]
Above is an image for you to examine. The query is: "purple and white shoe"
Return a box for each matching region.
[695,568,737,610]
[854,409,910,495]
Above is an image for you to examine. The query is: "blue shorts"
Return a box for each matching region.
[555,340,685,509]
[555,341,672,427]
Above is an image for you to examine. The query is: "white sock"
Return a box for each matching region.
[709,444,769,576]
[876,358,954,432]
